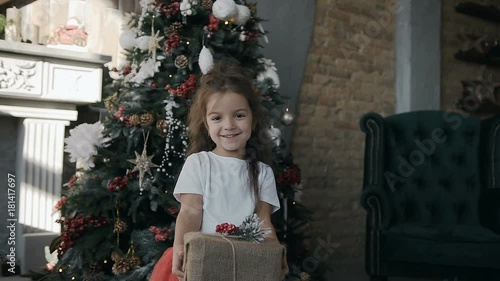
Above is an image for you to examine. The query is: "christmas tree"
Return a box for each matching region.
[42,0,325,280]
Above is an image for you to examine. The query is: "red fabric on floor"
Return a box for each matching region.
[149,247,178,281]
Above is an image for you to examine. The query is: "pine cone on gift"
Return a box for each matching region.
[113,219,128,233]
[167,22,183,36]
[104,93,118,112]
[128,114,141,126]
[202,0,213,9]
[140,112,155,126]
[175,55,189,69]
[112,258,131,275]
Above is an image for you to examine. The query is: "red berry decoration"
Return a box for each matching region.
[107,176,128,191]
[216,222,239,235]
[56,214,109,257]
[165,74,196,99]
[149,226,172,241]
[277,164,302,186]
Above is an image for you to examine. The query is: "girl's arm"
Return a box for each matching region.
[172,193,203,279]
[255,201,278,240]
[256,201,289,277]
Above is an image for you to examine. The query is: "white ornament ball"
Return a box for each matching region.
[135,36,150,51]
[257,68,280,89]
[119,30,136,50]
[187,9,193,15]
[234,5,251,25]
[212,0,237,20]
[199,46,214,74]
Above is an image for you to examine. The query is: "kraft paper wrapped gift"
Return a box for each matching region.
[183,232,286,281]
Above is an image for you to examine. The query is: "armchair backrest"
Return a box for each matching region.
[360,110,500,227]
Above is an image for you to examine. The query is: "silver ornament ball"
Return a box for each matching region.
[280,108,296,126]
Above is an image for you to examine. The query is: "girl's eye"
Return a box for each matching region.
[211,116,221,121]
[235,113,245,118]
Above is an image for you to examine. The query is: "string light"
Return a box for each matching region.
[186,41,190,45]
[103,260,108,264]
[224,21,229,25]
[72,277,76,280]
[58,269,63,273]
[169,74,173,78]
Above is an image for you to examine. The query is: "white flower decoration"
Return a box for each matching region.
[130,58,161,84]
[256,58,280,88]
[64,122,111,170]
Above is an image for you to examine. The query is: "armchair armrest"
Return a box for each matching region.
[361,185,393,230]
[481,116,500,189]
[479,188,500,234]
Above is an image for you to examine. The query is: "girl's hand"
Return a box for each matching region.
[282,258,289,279]
[172,246,184,280]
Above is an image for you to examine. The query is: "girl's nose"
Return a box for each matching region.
[224,119,236,130]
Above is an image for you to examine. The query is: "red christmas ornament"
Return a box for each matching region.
[151,83,158,89]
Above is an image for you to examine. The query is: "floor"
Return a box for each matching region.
[0,263,449,281]
[325,262,443,281]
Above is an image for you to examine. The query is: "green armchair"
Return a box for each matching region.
[359,111,500,281]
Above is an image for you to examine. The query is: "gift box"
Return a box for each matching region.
[183,232,286,281]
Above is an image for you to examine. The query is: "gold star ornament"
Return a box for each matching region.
[149,18,164,60]
[128,145,159,189]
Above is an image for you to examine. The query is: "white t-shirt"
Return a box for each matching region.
[173,151,280,234]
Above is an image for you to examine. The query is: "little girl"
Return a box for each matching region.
[149,61,285,281]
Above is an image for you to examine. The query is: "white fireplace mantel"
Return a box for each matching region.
[0,40,111,274]
[0,40,111,112]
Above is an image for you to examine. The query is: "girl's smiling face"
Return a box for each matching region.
[206,91,253,159]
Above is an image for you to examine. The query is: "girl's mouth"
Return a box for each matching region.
[222,134,239,138]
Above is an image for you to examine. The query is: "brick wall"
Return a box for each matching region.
[442,0,500,112]
[291,0,396,264]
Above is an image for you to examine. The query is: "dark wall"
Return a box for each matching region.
[255,0,316,147]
